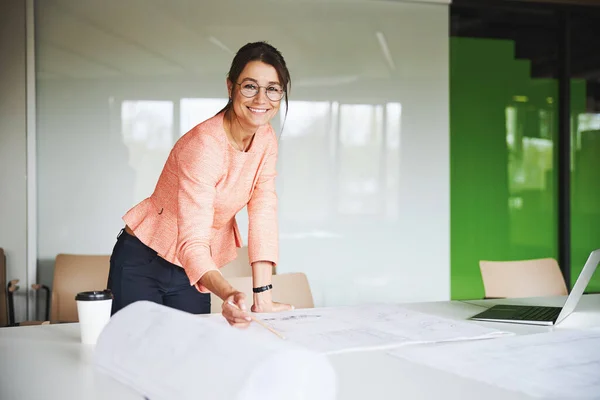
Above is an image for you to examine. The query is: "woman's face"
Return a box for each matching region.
[227,61,282,130]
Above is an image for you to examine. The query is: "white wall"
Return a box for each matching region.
[35,0,449,307]
[0,0,28,322]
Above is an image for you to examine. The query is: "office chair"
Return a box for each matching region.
[479,257,568,299]
[47,254,111,322]
[210,272,314,313]
[24,254,111,323]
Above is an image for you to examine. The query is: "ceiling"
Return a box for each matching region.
[35,0,600,105]
[35,0,419,84]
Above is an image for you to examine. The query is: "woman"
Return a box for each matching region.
[107,41,293,328]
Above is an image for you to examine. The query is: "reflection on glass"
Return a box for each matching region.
[278,101,333,223]
[572,110,600,292]
[339,104,383,215]
[573,122,600,215]
[180,98,228,136]
[279,101,330,138]
[278,101,402,220]
[576,113,600,151]
[506,98,556,252]
[337,103,401,218]
[279,101,402,222]
[385,103,402,220]
[506,103,555,193]
[121,101,173,202]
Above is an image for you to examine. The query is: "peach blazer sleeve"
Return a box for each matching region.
[247,140,279,266]
[175,133,223,292]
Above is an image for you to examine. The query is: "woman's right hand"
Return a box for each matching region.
[222,291,252,328]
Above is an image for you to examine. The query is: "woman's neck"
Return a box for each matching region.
[225,110,256,146]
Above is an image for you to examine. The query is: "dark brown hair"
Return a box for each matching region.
[219,41,291,123]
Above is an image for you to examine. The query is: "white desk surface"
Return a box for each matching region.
[1,294,599,400]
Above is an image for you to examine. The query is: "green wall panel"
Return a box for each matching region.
[451,37,559,299]
[571,82,600,293]
[451,37,600,299]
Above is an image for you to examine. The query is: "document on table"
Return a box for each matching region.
[253,304,513,354]
[94,301,337,400]
[389,328,600,399]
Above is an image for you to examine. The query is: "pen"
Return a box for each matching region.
[227,301,286,340]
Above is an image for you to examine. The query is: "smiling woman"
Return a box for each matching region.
[219,42,291,153]
[224,61,284,152]
[107,41,294,327]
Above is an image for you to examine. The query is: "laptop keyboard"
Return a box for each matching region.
[512,306,562,321]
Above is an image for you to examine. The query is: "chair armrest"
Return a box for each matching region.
[7,279,19,326]
[31,284,51,321]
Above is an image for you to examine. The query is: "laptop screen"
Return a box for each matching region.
[556,249,600,324]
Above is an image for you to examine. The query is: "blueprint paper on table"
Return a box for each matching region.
[389,328,600,399]
[250,304,513,354]
[94,301,337,400]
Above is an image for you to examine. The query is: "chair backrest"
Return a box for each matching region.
[220,247,277,278]
[479,257,568,299]
[220,246,252,278]
[0,248,7,327]
[51,254,110,322]
[210,272,314,313]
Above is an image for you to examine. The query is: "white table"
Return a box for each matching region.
[1,295,599,400]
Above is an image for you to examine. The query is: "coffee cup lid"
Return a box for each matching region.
[75,290,113,301]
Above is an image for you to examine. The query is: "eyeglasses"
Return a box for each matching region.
[236,80,284,102]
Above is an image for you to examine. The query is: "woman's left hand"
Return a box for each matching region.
[251,288,294,313]
[250,261,295,313]
[251,300,294,313]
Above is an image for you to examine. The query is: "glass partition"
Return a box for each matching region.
[35,0,450,306]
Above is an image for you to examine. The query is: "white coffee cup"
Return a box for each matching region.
[75,290,113,345]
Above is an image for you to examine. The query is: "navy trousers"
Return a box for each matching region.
[107,229,211,315]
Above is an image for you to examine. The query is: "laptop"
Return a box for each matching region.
[470,249,600,326]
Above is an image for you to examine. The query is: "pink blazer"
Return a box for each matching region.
[123,113,278,292]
